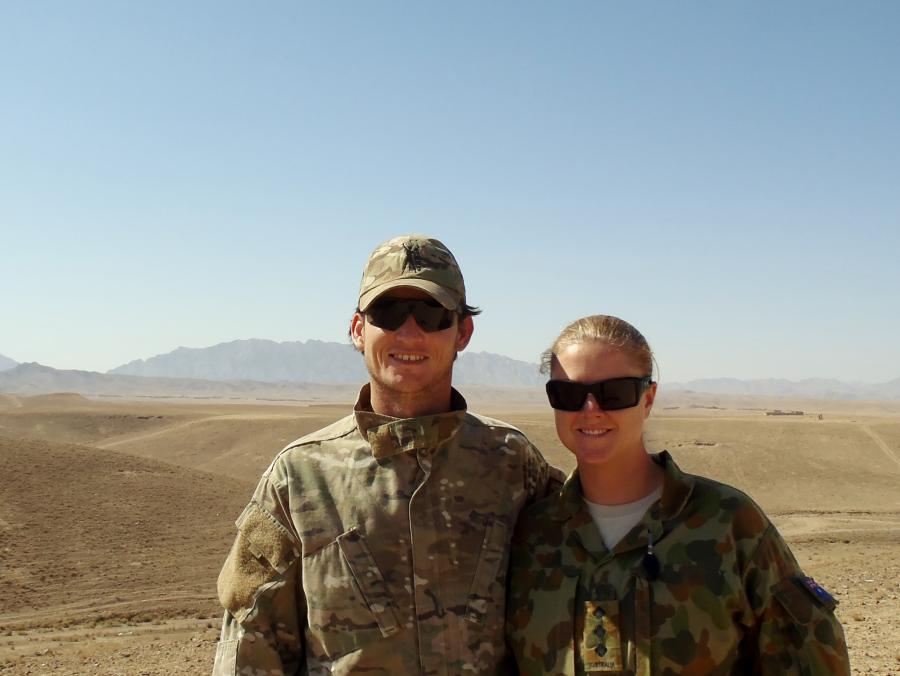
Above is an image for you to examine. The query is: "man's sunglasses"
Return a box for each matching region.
[545,376,653,412]
[365,297,456,333]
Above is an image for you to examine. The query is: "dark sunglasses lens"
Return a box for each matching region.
[367,300,410,331]
[546,377,648,411]
[411,302,455,332]
[546,381,588,411]
[367,299,454,333]
[597,378,640,410]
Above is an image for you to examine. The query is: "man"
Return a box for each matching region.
[213,234,561,675]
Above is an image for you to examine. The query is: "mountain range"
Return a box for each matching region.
[666,376,900,400]
[2,340,899,400]
[0,353,18,371]
[108,339,546,387]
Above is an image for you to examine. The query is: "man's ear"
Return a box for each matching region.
[350,313,366,353]
[455,315,474,352]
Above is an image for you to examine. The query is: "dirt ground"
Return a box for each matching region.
[0,393,898,674]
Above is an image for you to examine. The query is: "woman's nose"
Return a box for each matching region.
[582,393,603,411]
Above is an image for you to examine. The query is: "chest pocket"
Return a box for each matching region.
[303,527,401,660]
[465,518,509,624]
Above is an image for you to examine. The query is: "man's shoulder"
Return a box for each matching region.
[460,410,564,491]
[511,486,567,547]
[265,414,359,472]
[282,414,359,450]
[459,410,543,457]
[461,410,528,437]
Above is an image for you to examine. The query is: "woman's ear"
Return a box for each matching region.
[642,381,657,419]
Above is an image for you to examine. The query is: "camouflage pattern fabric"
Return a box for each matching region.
[358,235,467,311]
[213,386,561,676]
[506,452,851,675]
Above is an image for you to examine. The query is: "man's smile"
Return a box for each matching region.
[391,353,427,362]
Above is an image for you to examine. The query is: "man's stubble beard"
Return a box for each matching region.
[365,357,456,403]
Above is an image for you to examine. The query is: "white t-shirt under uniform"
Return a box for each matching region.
[584,486,663,550]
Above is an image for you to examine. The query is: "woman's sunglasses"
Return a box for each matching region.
[365,297,456,333]
[545,376,653,412]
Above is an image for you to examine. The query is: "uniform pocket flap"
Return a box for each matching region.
[336,528,401,637]
[773,574,838,626]
[466,519,509,624]
[236,501,300,574]
[218,502,300,620]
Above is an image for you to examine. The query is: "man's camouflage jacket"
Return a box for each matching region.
[213,386,558,675]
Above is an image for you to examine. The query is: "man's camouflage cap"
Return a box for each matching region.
[358,235,467,311]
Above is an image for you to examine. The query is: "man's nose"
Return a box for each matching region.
[394,312,425,337]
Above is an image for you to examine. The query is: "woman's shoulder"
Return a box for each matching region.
[677,469,774,543]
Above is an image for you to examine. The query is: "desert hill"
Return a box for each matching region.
[0,395,898,673]
[0,435,251,630]
[0,362,359,401]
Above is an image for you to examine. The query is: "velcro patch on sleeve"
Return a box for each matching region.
[217,502,300,619]
[237,501,300,574]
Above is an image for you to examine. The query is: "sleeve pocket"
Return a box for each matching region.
[770,575,849,673]
[217,501,300,622]
[466,519,509,624]
[773,576,826,625]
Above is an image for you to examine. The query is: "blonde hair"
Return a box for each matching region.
[540,315,655,377]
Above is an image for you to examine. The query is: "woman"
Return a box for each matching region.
[507,315,850,675]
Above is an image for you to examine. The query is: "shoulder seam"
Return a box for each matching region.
[259,416,357,479]
[463,411,526,435]
[282,417,357,452]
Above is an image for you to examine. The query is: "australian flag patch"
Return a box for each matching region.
[799,575,838,611]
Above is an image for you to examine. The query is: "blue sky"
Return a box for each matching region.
[2,1,898,383]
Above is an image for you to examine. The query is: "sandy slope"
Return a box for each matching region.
[0,396,897,674]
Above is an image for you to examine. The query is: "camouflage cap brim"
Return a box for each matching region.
[358,279,460,312]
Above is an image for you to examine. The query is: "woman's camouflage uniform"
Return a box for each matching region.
[506,452,850,675]
[213,386,558,675]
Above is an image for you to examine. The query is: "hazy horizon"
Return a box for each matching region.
[3,340,900,391]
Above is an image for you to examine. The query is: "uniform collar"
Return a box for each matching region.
[555,451,695,558]
[353,384,467,459]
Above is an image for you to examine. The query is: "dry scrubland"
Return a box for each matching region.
[0,392,898,674]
